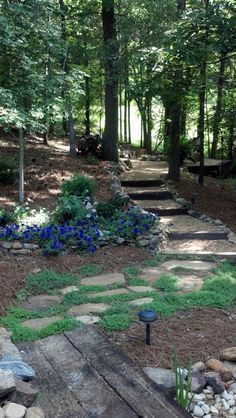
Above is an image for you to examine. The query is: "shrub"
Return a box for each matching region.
[0,207,14,226]
[96,196,130,219]
[103,206,157,239]
[61,174,97,198]
[0,158,17,185]
[54,195,96,223]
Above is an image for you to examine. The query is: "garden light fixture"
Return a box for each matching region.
[138,309,158,346]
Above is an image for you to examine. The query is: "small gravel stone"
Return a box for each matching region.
[193,405,204,417]
[201,403,210,414]
[209,405,219,415]
[222,398,230,410]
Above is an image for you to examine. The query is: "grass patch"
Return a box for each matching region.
[127,277,148,286]
[62,291,89,308]
[79,263,103,276]
[153,274,181,292]
[123,265,142,278]
[101,313,134,331]
[25,270,77,295]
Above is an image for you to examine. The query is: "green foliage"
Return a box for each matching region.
[101,313,133,331]
[0,158,17,185]
[97,196,130,219]
[25,270,77,295]
[62,291,89,307]
[153,274,181,292]
[0,207,14,226]
[85,155,100,165]
[54,195,94,223]
[173,352,193,411]
[61,175,97,198]
[79,263,103,276]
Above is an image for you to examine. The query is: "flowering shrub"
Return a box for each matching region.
[54,195,97,224]
[0,221,102,255]
[102,206,158,240]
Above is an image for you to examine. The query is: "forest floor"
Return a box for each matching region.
[1,136,236,368]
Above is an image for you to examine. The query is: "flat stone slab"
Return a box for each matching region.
[68,303,110,316]
[20,295,62,312]
[144,367,175,389]
[177,275,205,292]
[81,273,125,286]
[140,267,167,282]
[21,316,63,330]
[129,297,154,306]
[127,286,155,293]
[76,315,101,325]
[159,260,215,271]
[59,286,79,295]
[90,288,129,298]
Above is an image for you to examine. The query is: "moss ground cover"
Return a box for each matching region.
[2,262,236,342]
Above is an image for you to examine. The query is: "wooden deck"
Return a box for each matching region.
[18,327,191,418]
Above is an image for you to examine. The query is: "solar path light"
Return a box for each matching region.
[138,309,158,346]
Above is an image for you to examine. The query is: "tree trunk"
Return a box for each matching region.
[128,96,131,143]
[119,83,123,141]
[198,61,207,185]
[210,52,227,158]
[19,128,24,203]
[85,75,91,135]
[102,0,118,162]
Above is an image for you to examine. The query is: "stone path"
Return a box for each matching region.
[18,327,191,418]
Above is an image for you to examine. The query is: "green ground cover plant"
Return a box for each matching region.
[3,262,236,341]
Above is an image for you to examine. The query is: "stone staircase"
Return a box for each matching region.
[120,161,236,257]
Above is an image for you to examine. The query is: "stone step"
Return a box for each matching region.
[129,191,173,200]
[121,179,164,187]
[160,250,236,262]
[168,231,228,241]
[146,207,188,216]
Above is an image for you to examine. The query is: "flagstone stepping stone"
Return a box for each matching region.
[127,286,155,293]
[76,315,101,325]
[81,273,125,286]
[177,275,205,292]
[20,295,62,312]
[60,286,79,295]
[159,260,215,271]
[90,288,129,298]
[129,297,154,306]
[21,316,63,330]
[140,267,167,283]
[68,303,110,316]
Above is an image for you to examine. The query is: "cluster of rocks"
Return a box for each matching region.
[144,347,236,418]
[0,242,39,256]
[0,328,44,418]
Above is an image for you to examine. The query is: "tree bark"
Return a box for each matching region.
[85,75,91,135]
[102,0,118,162]
[198,61,207,185]
[19,128,24,203]
[210,52,227,158]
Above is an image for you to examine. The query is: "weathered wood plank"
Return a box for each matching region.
[65,327,191,418]
[168,231,228,240]
[18,342,87,418]
[129,191,172,200]
[146,208,188,216]
[36,334,138,418]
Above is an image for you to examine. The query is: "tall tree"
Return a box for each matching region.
[102,0,118,162]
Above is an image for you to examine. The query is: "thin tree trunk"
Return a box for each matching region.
[210,52,227,158]
[198,61,207,185]
[119,84,123,141]
[128,96,131,143]
[85,75,91,135]
[19,128,24,203]
[101,0,118,162]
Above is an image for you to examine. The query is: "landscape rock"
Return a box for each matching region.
[0,408,4,418]
[76,315,101,324]
[3,402,26,418]
[81,273,125,286]
[59,286,79,295]
[11,242,23,250]
[127,286,155,293]
[25,407,45,418]
[20,295,62,312]
[206,358,233,382]
[220,347,236,362]
[10,380,39,407]
[227,233,236,245]
[68,303,110,316]
[190,370,206,393]
[0,370,16,397]
[21,316,63,330]
[192,405,204,417]
[90,288,128,298]
[191,361,205,372]
[143,367,175,389]
[204,371,225,394]
[129,297,154,306]
[223,361,236,379]
[0,355,35,381]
